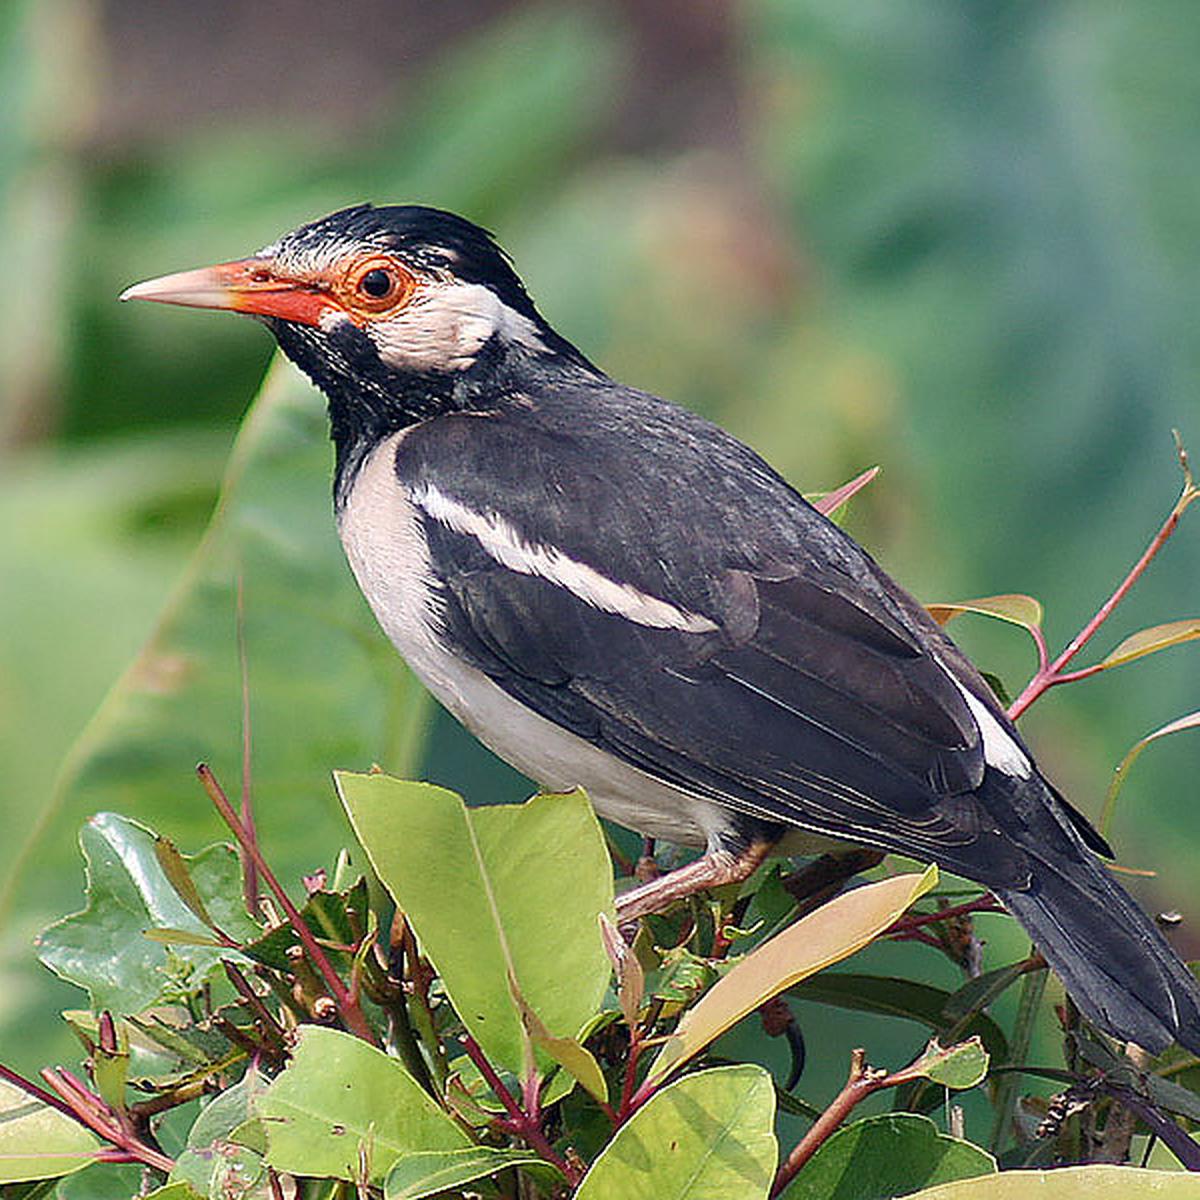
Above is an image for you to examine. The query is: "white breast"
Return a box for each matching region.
[336,432,729,849]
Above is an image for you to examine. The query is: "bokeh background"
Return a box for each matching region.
[2,0,1198,1138]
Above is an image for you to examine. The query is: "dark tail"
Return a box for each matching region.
[983,777,1200,1055]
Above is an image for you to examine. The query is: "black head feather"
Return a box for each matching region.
[272,203,541,323]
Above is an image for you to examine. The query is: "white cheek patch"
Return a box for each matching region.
[414,483,718,634]
[953,679,1032,778]
[368,281,548,372]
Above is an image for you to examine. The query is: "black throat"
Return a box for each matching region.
[269,316,598,510]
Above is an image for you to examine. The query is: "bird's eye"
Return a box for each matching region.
[338,257,414,319]
[358,268,394,299]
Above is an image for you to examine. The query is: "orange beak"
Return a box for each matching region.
[119,258,334,328]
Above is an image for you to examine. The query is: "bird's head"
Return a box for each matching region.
[121,204,593,445]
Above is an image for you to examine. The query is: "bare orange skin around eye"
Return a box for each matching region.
[333,254,418,323]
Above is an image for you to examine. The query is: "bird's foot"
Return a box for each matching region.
[615,838,773,926]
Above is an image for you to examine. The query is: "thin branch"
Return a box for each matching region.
[39,1066,175,1174]
[197,764,377,1045]
[460,1033,580,1186]
[885,894,1004,937]
[236,574,260,913]
[1008,447,1198,721]
[772,1043,975,1196]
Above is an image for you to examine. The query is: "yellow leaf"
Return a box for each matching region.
[1099,619,1200,670]
[645,867,938,1088]
[1100,711,1200,837]
[511,975,609,1105]
[925,594,1043,631]
[906,1164,1200,1199]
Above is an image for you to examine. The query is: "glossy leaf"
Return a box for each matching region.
[778,1114,995,1200]
[256,1026,467,1183]
[337,775,613,1076]
[1098,619,1200,671]
[789,972,1008,1063]
[386,1148,560,1199]
[1101,711,1200,836]
[2,361,433,1053]
[35,813,259,1013]
[187,1067,268,1150]
[911,1038,989,1091]
[513,984,609,1105]
[925,595,1044,633]
[574,1065,776,1199]
[0,1078,99,1183]
[647,867,937,1086]
[907,1166,1200,1199]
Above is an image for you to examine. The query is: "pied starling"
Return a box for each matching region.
[122,204,1200,1055]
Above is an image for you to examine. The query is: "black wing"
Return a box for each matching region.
[397,392,1037,878]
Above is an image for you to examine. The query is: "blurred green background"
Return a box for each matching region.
[1,0,1198,1141]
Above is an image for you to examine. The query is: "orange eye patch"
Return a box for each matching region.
[335,254,417,322]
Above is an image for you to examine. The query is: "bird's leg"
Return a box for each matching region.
[616,838,774,924]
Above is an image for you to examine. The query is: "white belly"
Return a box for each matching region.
[336,432,732,849]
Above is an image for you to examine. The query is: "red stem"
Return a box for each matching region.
[771,1049,929,1197]
[197,764,377,1045]
[617,1035,644,1123]
[236,575,261,914]
[39,1067,175,1175]
[460,1033,580,1186]
[1008,474,1197,721]
[0,1061,80,1123]
[885,895,1003,936]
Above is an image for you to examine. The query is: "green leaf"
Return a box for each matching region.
[337,775,614,1076]
[0,1079,99,1183]
[1101,711,1200,837]
[2,360,434,1054]
[385,1147,560,1199]
[1098,619,1200,670]
[512,982,609,1104]
[169,1143,266,1200]
[241,878,368,973]
[256,1026,468,1183]
[647,867,938,1087]
[34,813,259,1013]
[906,1166,1200,1199]
[789,972,1009,1063]
[142,1186,205,1200]
[778,1114,995,1200]
[925,595,1044,634]
[187,1067,268,1150]
[153,836,216,929]
[574,1065,776,1199]
[910,1038,989,1091]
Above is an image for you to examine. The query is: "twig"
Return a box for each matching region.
[460,1033,580,1186]
[885,894,1004,937]
[771,1046,939,1196]
[1008,440,1198,720]
[236,574,260,913]
[37,1065,175,1174]
[197,764,377,1045]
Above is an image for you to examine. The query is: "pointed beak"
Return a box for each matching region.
[119,258,334,327]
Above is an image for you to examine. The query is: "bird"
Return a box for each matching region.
[121,202,1200,1056]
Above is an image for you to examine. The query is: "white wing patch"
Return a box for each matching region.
[413,483,718,634]
[954,679,1031,778]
